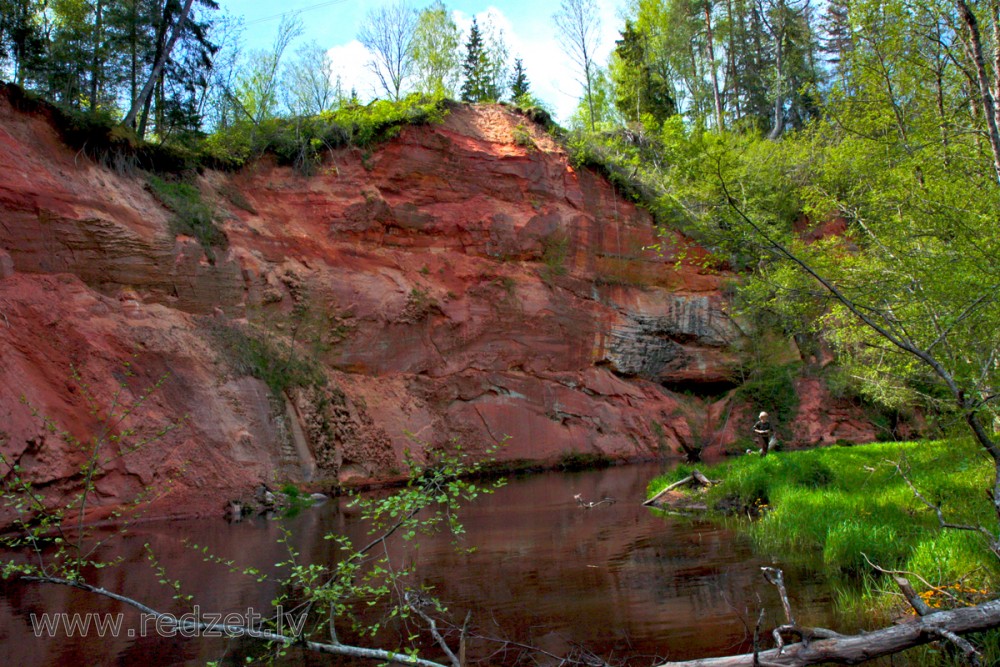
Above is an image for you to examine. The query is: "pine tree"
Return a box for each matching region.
[0,0,46,86]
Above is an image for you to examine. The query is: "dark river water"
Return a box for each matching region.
[0,463,840,666]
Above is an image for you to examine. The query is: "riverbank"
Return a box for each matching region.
[648,438,1000,664]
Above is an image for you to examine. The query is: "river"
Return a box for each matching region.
[0,463,839,665]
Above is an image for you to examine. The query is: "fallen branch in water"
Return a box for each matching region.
[643,470,718,507]
[574,493,616,509]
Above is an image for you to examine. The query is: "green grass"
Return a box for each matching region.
[203,318,326,398]
[648,439,1000,663]
[147,175,227,254]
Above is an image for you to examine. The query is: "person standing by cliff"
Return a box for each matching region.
[753,411,775,457]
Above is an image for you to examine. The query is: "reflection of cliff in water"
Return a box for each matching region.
[396,463,836,662]
[0,463,836,665]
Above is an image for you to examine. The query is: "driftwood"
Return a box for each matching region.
[656,599,1000,666]
[574,494,616,509]
[658,568,999,667]
[643,470,718,507]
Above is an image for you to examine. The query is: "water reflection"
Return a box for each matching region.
[0,463,835,665]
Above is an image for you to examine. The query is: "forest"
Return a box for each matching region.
[2,0,1000,665]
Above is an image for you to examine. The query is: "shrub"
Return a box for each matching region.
[204,318,326,398]
[540,231,569,280]
[512,123,536,151]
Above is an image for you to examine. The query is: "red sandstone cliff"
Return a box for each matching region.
[0,92,879,521]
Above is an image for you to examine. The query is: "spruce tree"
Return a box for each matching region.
[510,57,529,101]
[818,0,852,89]
[460,17,487,102]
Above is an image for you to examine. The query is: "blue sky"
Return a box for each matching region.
[215,0,624,121]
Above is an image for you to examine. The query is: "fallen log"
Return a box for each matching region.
[643,470,718,507]
[656,598,1000,666]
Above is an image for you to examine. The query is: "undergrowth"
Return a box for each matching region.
[203,318,326,398]
[732,363,801,434]
[202,94,449,171]
[2,83,449,176]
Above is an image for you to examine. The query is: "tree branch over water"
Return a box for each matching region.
[22,575,452,667]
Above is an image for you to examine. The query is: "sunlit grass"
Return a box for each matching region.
[648,437,1000,658]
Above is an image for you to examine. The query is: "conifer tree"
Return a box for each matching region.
[510,56,529,100]
[818,0,852,90]
[460,17,490,102]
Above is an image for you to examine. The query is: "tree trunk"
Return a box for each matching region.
[768,7,785,140]
[125,0,195,135]
[726,0,741,121]
[135,1,172,137]
[955,0,1000,181]
[657,598,1000,666]
[129,0,139,112]
[705,2,725,130]
[90,0,103,113]
[585,56,596,131]
[934,27,950,165]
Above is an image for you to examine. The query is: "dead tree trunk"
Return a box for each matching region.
[643,470,718,506]
[657,598,1000,666]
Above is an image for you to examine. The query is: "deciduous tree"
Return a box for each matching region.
[284,41,341,116]
[554,0,602,130]
[411,0,461,98]
[358,0,418,101]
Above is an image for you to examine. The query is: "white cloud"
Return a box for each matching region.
[326,40,383,101]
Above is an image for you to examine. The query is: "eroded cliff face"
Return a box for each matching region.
[0,93,878,520]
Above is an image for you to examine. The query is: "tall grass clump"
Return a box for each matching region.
[203,318,325,398]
